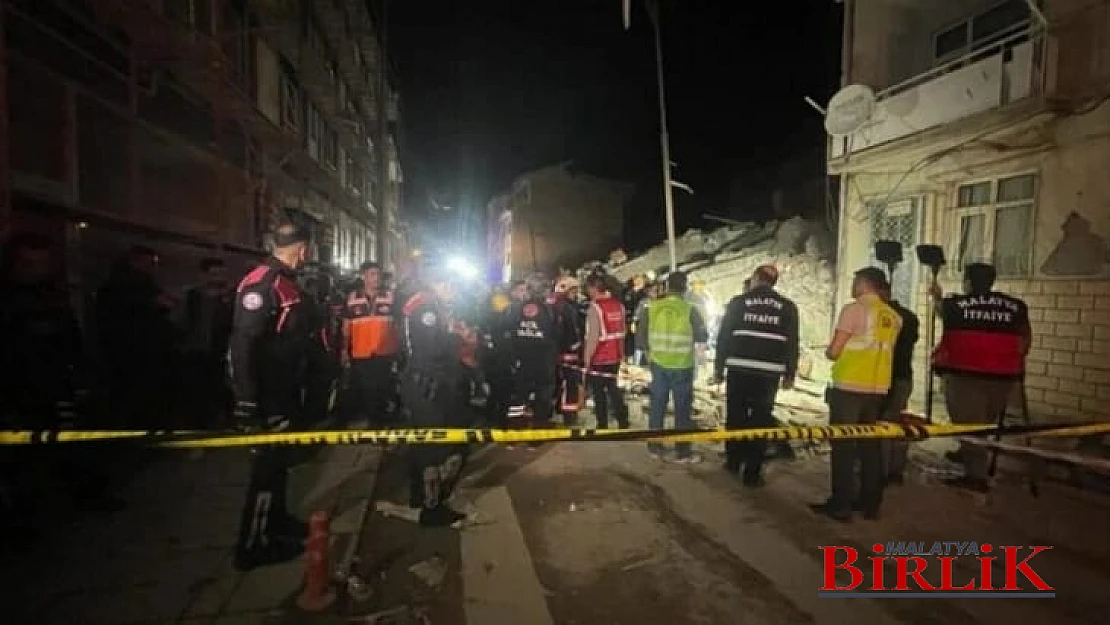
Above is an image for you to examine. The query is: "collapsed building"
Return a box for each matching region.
[594,216,839,385]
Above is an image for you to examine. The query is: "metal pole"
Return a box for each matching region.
[647,0,677,272]
[375,0,390,267]
[0,0,9,242]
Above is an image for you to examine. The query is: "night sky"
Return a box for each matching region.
[389,0,843,251]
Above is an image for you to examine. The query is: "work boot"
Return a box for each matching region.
[741,471,765,488]
[809,501,851,523]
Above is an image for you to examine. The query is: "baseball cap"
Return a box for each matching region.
[854,266,889,288]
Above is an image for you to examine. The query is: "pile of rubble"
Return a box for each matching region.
[593,216,839,384]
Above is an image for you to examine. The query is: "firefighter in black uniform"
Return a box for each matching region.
[228,223,315,570]
[399,261,470,527]
[550,276,584,425]
[712,264,800,486]
[506,274,562,428]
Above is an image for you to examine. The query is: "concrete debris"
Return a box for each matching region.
[375,501,421,524]
[587,217,837,384]
[409,555,448,589]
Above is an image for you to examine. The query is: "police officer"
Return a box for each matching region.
[506,274,561,428]
[342,261,401,425]
[228,222,314,570]
[399,262,470,527]
[930,262,1030,493]
[550,276,584,425]
[712,264,799,486]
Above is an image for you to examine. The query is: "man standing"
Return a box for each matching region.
[713,264,799,486]
[930,262,1030,493]
[399,263,470,527]
[550,276,584,425]
[228,223,315,570]
[814,267,901,522]
[639,271,708,463]
[181,257,234,428]
[879,280,919,485]
[583,274,630,430]
[342,261,400,425]
[506,274,560,429]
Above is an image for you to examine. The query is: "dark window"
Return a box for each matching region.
[935,23,968,59]
[972,0,1030,42]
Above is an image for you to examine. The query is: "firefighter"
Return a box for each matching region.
[712,264,799,486]
[399,262,471,527]
[506,274,561,428]
[481,286,514,427]
[582,274,630,429]
[228,222,314,570]
[551,276,584,425]
[342,262,401,425]
[930,262,1030,493]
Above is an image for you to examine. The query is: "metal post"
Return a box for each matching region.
[374,0,390,267]
[647,0,677,272]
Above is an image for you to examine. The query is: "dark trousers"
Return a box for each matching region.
[724,370,779,477]
[588,362,628,429]
[484,361,513,428]
[350,356,399,425]
[511,361,556,427]
[826,387,885,514]
[234,446,292,568]
[401,367,469,510]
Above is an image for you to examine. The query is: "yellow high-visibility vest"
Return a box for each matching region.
[831,294,902,394]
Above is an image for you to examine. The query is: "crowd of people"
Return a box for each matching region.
[0,221,1032,563]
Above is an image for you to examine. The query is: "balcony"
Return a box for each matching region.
[830,21,1040,160]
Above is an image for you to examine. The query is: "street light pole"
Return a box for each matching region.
[646,0,678,272]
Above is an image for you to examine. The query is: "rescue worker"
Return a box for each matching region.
[879,280,919,485]
[582,274,631,429]
[813,267,901,522]
[930,262,1030,493]
[509,279,528,304]
[506,274,561,429]
[632,281,662,365]
[481,286,515,427]
[639,271,709,463]
[342,262,401,425]
[228,222,315,570]
[399,262,471,527]
[551,276,584,425]
[623,274,648,360]
[712,264,799,486]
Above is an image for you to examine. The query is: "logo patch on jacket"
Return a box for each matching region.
[523,303,538,318]
[422,311,437,326]
[242,292,263,311]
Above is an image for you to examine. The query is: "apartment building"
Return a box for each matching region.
[827,0,1110,422]
[486,161,630,283]
[1,0,404,296]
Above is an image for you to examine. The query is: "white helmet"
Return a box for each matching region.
[554,276,580,293]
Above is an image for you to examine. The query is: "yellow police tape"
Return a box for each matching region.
[3,421,1110,448]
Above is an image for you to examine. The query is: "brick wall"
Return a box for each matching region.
[908,278,1110,423]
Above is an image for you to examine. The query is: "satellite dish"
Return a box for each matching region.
[824,84,876,136]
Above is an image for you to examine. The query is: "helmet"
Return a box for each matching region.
[490,291,511,313]
[554,276,580,293]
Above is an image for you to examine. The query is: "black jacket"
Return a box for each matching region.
[715,285,800,379]
[889,299,920,381]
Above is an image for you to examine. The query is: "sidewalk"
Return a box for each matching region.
[1,440,380,624]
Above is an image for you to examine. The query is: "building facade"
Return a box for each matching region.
[828,0,1110,422]
[1,0,404,296]
[486,161,630,283]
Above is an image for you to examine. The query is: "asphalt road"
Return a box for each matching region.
[354,427,1110,625]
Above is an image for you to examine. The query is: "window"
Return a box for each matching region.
[932,0,1030,63]
[306,101,321,159]
[952,173,1036,276]
[322,127,338,170]
[280,71,301,130]
[868,198,922,309]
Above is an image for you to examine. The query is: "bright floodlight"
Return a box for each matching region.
[447,256,478,280]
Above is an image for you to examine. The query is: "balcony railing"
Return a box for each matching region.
[831,19,1043,159]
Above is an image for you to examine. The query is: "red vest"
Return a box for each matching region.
[933,292,1026,379]
[591,295,626,366]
